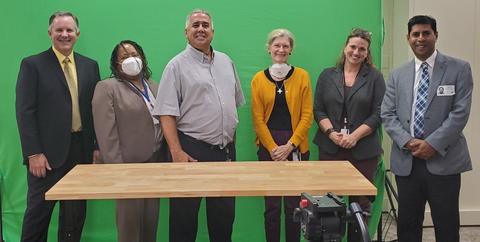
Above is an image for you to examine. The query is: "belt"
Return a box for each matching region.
[178,131,232,151]
[177,132,234,161]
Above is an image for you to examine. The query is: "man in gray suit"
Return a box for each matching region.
[381,15,473,242]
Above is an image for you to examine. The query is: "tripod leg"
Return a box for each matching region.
[377,213,382,242]
[385,175,398,222]
[385,175,398,201]
[0,191,4,242]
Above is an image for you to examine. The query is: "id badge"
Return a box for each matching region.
[437,85,455,96]
[225,147,232,161]
[340,128,350,135]
[292,150,300,161]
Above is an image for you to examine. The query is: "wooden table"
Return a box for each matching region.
[45,161,376,200]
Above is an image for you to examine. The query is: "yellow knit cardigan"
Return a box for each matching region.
[251,67,313,153]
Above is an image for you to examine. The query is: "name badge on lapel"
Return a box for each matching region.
[437,85,455,96]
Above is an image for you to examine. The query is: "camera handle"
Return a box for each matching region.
[349,202,371,242]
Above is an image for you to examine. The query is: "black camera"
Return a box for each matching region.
[293,192,371,242]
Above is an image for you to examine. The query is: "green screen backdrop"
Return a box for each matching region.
[0,0,384,241]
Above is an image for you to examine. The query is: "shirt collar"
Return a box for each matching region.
[52,46,75,65]
[414,49,437,71]
[185,44,214,64]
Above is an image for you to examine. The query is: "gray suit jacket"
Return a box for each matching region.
[92,78,160,163]
[381,52,473,176]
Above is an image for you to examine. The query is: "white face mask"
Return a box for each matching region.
[121,57,143,76]
[269,63,291,80]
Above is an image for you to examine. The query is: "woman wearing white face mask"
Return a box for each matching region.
[251,29,313,242]
[92,40,165,242]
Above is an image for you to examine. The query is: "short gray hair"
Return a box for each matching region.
[48,11,79,32]
[185,9,214,30]
[266,28,295,49]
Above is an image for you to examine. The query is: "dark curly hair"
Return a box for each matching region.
[110,40,152,80]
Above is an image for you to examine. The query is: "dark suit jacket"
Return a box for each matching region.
[16,48,100,168]
[313,64,386,160]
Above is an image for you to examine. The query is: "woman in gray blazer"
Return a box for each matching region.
[92,40,165,242]
[313,28,385,242]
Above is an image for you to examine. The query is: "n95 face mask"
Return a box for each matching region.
[269,63,291,80]
[121,57,143,76]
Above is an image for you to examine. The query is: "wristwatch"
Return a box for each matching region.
[324,128,335,136]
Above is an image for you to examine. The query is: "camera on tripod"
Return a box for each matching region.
[293,192,371,242]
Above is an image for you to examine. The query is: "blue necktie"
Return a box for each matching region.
[413,62,430,138]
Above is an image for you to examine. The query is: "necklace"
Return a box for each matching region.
[274,80,285,94]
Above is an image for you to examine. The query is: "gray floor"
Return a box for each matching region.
[379,214,480,242]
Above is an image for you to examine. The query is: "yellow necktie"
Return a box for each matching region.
[63,57,82,131]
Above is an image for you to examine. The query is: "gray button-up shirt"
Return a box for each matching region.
[153,44,245,147]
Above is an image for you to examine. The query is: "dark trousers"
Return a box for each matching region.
[318,148,378,242]
[169,132,235,242]
[258,129,308,242]
[396,158,460,242]
[263,197,300,242]
[21,132,87,242]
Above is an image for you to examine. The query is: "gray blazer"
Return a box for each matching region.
[381,52,473,176]
[92,78,160,163]
[313,64,386,160]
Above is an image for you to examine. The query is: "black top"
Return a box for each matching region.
[264,67,294,131]
[341,85,353,130]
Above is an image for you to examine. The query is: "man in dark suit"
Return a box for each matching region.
[381,15,473,242]
[15,11,100,242]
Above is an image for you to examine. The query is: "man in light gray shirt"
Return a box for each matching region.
[153,9,245,242]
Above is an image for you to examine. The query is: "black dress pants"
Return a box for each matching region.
[169,132,235,242]
[257,129,308,242]
[263,196,300,242]
[396,158,461,242]
[21,132,87,242]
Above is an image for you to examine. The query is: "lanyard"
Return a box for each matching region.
[128,79,154,109]
[128,79,150,101]
[342,75,349,126]
[341,69,360,124]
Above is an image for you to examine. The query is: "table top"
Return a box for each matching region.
[45,161,377,200]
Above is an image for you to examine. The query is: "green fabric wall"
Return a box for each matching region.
[0,0,383,241]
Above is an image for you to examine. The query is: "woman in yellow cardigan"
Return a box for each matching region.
[251,29,313,242]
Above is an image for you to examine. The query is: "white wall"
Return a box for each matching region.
[384,0,480,225]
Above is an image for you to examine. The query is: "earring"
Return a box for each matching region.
[289,52,292,55]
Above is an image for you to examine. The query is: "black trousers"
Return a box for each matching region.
[396,158,461,242]
[169,132,235,242]
[263,196,300,242]
[21,132,87,242]
[257,129,308,242]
